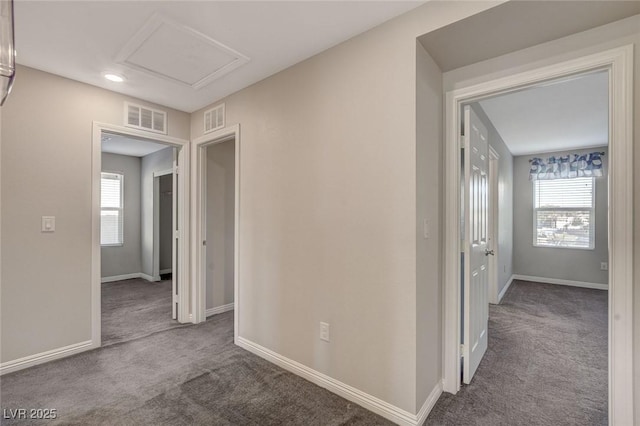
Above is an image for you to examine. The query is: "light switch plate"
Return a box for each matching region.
[42,216,55,232]
[320,322,330,342]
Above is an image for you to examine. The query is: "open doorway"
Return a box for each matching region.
[203,140,236,317]
[460,70,609,390]
[441,46,634,424]
[92,123,191,349]
[99,133,179,345]
[191,125,239,337]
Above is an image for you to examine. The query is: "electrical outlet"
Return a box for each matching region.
[600,262,608,271]
[320,322,330,342]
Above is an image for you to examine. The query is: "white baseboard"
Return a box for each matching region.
[101,273,162,283]
[0,340,95,376]
[512,274,608,290]
[101,273,141,283]
[206,303,234,317]
[416,380,443,426]
[497,275,514,303]
[140,273,159,282]
[160,268,172,275]
[236,336,439,426]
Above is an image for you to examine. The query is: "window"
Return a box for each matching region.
[101,172,123,246]
[533,177,594,249]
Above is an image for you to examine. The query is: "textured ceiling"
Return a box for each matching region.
[15,1,424,112]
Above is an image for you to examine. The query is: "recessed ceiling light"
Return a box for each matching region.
[104,73,125,83]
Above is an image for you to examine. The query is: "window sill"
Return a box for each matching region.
[533,244,595,251]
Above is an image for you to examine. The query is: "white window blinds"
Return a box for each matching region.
[533,177,594,249]
[101,172,123,245]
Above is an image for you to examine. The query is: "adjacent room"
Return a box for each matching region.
[428,70,609,424]
[100,132,180,345]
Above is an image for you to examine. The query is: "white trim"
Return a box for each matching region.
[152,168,175,282]
[205,303,234,317]
[93,122,191,351]
[160,268,172,275]
[237,337,439,426]
[512,274,607,291]
[497,275,514,303]
[488,147,499,304]
[140,272,158,282]
[532,177,596,250]
[101,273,142,283]
[153,169,173,178]
[191,125,240,345]
[442,46,634,425]
[0,340,95,376]
[153,175,160,280]
[415,381,444,426]
[100,272,172,283]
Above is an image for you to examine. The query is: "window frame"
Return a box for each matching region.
[100,171,124,247]
[532,177,595,250]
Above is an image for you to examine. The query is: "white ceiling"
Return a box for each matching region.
[477,71,608,156]
[102,134,169,157]
[15,1,424,113]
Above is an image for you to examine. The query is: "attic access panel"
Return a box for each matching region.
[117,14,249,90]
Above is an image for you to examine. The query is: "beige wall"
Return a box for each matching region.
[441,14,640,420]
[415,40,443,408]
[190,1,500,413]
[0,66,190,362]
[206,140,235,310]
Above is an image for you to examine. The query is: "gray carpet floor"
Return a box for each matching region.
[1,280,606,425]
[425,280,608,426]
[0,312,392,425]
[101,278,182,346]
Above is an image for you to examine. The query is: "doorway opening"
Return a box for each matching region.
[91,122,191,348]
[100,133,177,345]
[443,46,634,424]
[191,125,240,341]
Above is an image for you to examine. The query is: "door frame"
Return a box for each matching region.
[191,124,240,343]
[153,168,175,280]
[91,122,191,347]
[442,45,634,424]
[488,146,499,305]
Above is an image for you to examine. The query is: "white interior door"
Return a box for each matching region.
[171,148,178,320]
[463,105,490,384]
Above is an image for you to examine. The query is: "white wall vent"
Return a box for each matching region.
[204,104,225,134]
[124,102,167,134]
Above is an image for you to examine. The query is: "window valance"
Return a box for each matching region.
[529,151,604,181]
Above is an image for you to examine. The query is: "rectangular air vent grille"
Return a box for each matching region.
[204,103,225,134]
[125,102,167,134]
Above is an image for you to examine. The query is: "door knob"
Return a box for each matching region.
[485,249,495,256]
